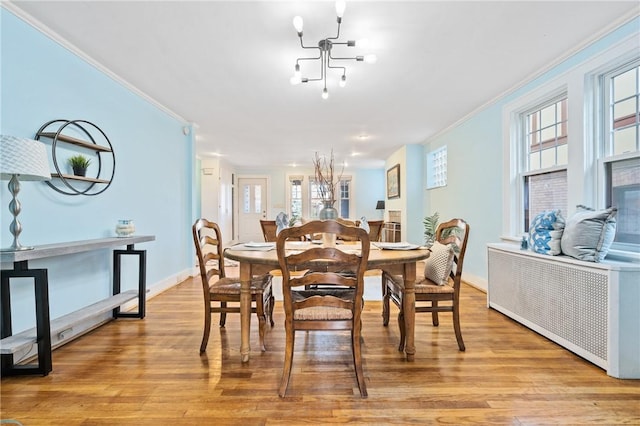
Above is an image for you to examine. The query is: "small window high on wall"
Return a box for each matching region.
[426,146,447,189]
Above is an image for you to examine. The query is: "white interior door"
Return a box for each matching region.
[237,177,268,242]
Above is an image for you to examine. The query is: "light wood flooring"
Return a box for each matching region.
[1,275,639,425]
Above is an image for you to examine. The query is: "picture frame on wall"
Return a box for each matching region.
[386,164,400,199]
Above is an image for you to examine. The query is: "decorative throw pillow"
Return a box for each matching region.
[359,216,370,233]
[529,210,565,255]
[424,241,455,285]
[275,212,289,235]
[561,205,617,262]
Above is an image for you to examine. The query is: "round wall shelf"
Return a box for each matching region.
[35,119,116,196]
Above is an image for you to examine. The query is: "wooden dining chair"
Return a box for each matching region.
[192,218,275,353]
[276,220,370,398]
[382,218,470,351]
[366,220,384,242]
[260,220,278,242]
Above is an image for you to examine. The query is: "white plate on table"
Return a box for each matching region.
[374,242,421,250]
[244,242,274,248]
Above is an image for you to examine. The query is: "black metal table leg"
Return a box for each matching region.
[1,261,52,376]
[113,244,147,319]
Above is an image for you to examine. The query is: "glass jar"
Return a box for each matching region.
[115,219,135,237]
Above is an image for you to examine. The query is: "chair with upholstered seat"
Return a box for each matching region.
[276,220,370,398]
[382,218,469,351]
[193,218,275,353]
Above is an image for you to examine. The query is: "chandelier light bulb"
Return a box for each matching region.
[322,88,329,100]
[339,75,347,87]
[364,54,377,64]
[294,64,301,79]
[290,75,302,85]
[335,0,346,19]
[293,16,304,34]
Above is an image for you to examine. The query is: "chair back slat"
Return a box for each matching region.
[192,219,227,292]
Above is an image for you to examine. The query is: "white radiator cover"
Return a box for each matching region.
[487,243,640,379]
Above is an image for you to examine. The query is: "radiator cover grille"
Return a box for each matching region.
[488,249,608,366]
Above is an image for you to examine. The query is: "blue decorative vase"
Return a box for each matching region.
[319,202,338,220]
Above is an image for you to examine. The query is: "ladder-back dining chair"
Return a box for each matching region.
[276,220,370,398]
[382,218,470,351]
[260,220,277,242]
[192,218,275,353]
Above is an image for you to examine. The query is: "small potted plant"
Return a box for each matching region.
[68,154,91,177]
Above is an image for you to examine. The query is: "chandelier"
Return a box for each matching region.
[289,0,377,100]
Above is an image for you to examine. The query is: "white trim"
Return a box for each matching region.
[2,2,189,126]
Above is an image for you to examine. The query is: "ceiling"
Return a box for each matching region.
[6,1,639,169]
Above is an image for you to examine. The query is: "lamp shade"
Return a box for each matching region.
[0,135,51,181]
[376,200,385,210]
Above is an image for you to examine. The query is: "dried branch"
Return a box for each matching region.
[313,150,343,206]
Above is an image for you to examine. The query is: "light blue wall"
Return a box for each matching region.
[423,17,640,282]
[1,9,194,332]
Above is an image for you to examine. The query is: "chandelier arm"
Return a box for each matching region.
[327,22,342,41]
[299,37,321,50]
[327,64,347,75]
[329,55,360,61]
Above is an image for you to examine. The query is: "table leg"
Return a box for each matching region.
[402,262,416,361]
[239,262,252,363]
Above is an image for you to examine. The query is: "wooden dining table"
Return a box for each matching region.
[224,241,430,363]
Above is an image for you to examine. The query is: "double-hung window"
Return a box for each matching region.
[287,174,352,220]
[521,97,569,232]
[601,62,640,253]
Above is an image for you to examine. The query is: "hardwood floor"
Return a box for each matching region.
[2,276,639,425]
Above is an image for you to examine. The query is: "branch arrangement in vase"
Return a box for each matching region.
[313,150,343,206]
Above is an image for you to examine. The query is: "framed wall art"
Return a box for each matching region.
[386,164,400,199]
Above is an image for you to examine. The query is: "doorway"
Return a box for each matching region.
[236,177,269,242]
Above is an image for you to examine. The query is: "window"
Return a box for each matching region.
[309,178,326,219]
[286,174,352,220]
[339,178,350,218]
[602,62,640,252]
[522,97,568,231]
[502,32,638,260]
[426,146,447,189]
[290,176,303,221]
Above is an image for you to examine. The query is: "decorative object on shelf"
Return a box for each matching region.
[115,219,135,237]
[313,150,343,219]
[35,119,115,196]
[290,0,377,99]
[68,154,91,177]
[0,135,52,251]
[386,163,400,199]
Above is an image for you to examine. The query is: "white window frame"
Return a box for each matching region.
[426,145,447,189]
[502,33,638,249]
[285,173,353,220]
[595,59,640,256]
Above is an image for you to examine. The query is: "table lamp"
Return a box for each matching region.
[0,135,51,251]
[376,200,385,219]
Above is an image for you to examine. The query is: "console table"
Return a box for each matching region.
[0,235,154,376]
